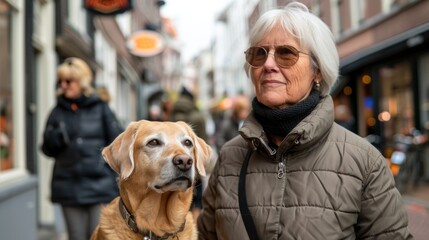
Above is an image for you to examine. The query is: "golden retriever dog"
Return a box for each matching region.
[90,120,212,240]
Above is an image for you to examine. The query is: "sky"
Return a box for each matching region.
[160,0,232,62]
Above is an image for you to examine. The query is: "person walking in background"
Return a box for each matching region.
[170,87,208,140]
[41,57,123,240]
[197,2,412,239]
[170,86,208,220]
[216,96,251,151]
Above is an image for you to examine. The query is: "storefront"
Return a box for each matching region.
[0,0,38,239]
[336,23,429,185]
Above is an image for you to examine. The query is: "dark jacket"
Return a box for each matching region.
[170,96,207,141]
[170,94,207,209]
[216,114,241,151]
[41,95,123,205]
[197,96,412,239]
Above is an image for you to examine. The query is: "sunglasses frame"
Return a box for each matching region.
[244,45,309,68]
[58,79,74,86]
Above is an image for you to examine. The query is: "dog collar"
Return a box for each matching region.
[119,198,140,233]
[118,198,186,239]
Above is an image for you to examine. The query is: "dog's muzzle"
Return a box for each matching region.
[172,154,193,172]
[153,154,195,192]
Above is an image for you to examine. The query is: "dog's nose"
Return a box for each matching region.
[172,154,193,171]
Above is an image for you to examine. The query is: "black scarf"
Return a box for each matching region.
[252,90,320,137]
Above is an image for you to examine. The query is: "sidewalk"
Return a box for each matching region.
[38,189,429,240]
[402,183,429,240]
[37,228,66,240]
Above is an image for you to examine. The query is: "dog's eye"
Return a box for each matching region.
[147,139,161,146]
[183,139,193,147]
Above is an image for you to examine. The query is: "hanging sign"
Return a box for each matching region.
[84,0,132,15]
[126,30,165,57]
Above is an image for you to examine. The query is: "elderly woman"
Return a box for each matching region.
[197,2,412,240]
[41,57,123,240]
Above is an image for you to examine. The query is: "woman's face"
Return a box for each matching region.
[58,78,82,99]
[249,25,320,109]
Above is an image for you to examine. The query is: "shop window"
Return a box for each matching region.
[378,61,414,145]
[334,86,355,132]
[419,53,429,134]
[67,0,88,35]
[0,1,13,171]
[358,73,377,137]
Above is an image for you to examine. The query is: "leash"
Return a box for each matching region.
[118,198,185,239]
[238,148,260,240]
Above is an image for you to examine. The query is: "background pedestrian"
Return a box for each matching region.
[41,57,123,240]
[170,86,208,220]
[215,96,251,151]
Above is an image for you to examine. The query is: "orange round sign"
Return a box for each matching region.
[127,30,165,57]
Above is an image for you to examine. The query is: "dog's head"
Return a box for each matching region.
[102,120,212,193]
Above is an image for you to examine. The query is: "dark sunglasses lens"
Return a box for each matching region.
[275,46,299,67]
[246,47,267,67]
[58,79,72,85]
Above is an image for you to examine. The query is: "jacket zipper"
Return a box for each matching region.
[277,158,285,179]
[277,134,299,179]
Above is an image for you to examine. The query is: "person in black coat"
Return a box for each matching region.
[41,57,123,240]
[170,86,208,220]
[216,96,251,151]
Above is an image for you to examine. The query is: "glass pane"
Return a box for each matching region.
[379,61,414,146]
[0,0,13,171]
[419,54,429,133]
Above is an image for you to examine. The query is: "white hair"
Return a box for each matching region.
[244,1,339,96]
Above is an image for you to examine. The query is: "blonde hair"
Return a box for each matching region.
[57,57,94,96]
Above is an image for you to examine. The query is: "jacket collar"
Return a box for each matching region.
[57,94,100,110]
[239,95,334,156]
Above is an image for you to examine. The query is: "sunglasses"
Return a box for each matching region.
[58,79,74,86]
[244,45,309,68]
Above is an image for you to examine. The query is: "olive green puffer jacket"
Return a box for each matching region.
[197,96,412,240]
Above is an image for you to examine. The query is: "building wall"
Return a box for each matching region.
[35,0,59,227]
[337,0,429,60]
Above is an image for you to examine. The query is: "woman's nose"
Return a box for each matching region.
[264,51,277,67]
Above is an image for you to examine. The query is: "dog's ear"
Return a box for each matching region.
[177,121,212,177]
[194,137,212,177]
[102,121,138,180]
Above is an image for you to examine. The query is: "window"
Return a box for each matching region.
[331,0,346,36]
[378,61,414,145]
[359,72,377,136]
[68,0,88,35]
[419,54,429,133]
[116,12,131,37]
[0,1,13,171]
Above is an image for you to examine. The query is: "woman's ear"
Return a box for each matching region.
[315,72,322,83]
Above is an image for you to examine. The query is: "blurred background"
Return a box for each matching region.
[1,0,429,239]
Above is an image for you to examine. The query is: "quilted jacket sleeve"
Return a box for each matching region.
[41,108,70,157]
[356,152,413,239]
